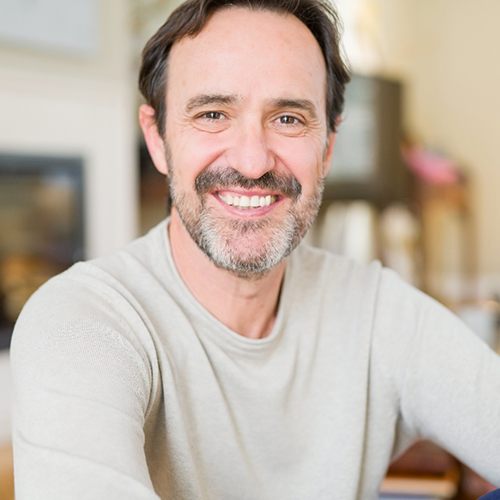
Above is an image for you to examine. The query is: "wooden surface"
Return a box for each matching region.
[0,443,14,500]
[382,441,460,498]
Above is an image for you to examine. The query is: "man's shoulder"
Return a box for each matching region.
[12,222,169,349]
[12,260,135,347]
[291,242,384,286]
[88,219,167,281]
[10,243,157,430]
[61,219,169,300]
[289,243,428,316]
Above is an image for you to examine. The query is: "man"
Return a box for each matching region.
[11,0,500,498]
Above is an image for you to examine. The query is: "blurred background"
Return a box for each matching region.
[1,0,499,498]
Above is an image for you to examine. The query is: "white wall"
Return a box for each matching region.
[0,0,138,258]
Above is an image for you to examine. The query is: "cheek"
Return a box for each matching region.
[168,130,227,179]
[273,137,326,191]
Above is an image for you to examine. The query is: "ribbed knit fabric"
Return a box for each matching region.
[11,220,500,499]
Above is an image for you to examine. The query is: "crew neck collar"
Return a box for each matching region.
[157,218,295,351]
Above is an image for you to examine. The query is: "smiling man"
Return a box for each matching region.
[11,0,500,499]
[138,4,338,339]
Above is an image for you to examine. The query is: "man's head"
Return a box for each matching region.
[139,0,349,137]
[139,0,350,279]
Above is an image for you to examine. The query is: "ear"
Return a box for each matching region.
[139,104,169,175]
[321,131,336,178]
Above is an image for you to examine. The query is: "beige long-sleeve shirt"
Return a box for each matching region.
[11,220,500,499]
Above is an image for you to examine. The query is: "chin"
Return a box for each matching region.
[198,221,300,279]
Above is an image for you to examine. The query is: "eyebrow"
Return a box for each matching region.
[185,94,239,112]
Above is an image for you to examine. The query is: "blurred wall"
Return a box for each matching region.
[406,0,500,295]
[341,0,500,295]
[0,0,138,258]
[2,0,497,290]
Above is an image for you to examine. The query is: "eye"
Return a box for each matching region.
[199,111,225,121]
[271,114,307,136]
[193,110,230,133]
[278,115,301,125]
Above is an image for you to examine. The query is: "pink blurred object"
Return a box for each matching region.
[402,145,460,185]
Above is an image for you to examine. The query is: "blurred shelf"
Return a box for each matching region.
[381,441,460,499]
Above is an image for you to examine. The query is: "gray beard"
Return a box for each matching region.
[178,204,299,279]
[168,164,324,280]
[172,188,323,279]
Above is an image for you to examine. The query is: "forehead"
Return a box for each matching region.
[166,7,327,110]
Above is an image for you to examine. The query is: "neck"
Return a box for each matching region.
[168,210,286,339]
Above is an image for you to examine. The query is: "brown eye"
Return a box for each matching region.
[271,113,307,137]
[203,111,224,121]
[193,110,230,133]
[279,115,299,125]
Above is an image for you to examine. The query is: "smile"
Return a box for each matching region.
[218,192,278,209]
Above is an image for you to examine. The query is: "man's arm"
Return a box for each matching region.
[10,274,160,500]
[375,269,500,485]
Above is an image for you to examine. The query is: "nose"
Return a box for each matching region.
[225,120,275,179]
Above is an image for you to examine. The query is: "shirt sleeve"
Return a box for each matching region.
[10,272,161,500]
[374,269,500,485]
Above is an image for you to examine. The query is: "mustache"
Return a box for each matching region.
[194,167,302,199]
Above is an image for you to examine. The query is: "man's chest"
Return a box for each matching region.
[144,325,382,500]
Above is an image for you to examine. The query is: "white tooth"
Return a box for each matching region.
[239,196,250,208]
[226,195,233,205]
[260,196,266,206]
[250,195,260,207]
[265,195,272,205]
[232,196,240,207]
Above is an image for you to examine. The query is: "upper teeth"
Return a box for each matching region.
[219,193,276,208]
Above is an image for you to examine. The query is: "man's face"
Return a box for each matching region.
[163,7,334,278]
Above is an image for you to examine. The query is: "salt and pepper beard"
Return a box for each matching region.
[166,146,325,280]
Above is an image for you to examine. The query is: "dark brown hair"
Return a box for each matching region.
[138,0,350,136]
